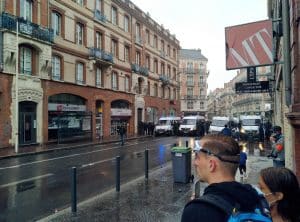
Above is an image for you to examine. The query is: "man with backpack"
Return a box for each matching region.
[221,124,232,137]
[181,134,271,222]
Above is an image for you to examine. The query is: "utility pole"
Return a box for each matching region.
[15,19,19,153]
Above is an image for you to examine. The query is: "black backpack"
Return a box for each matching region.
[195,193,272,222]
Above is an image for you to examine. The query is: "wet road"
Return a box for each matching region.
[0,136,195,222]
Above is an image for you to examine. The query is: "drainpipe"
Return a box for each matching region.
[282,0,291,106]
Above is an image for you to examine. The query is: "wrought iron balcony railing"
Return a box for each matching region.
[94,10,106,23]
[89,47,114,64]
[131,63,149,77]
[159,74,170,85]
[0,12,54,43]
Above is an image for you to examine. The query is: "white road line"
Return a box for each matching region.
[0,173,54,188]
[81,157,114,168]
[0,140,174,170]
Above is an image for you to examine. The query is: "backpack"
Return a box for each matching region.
[196,193,272,222]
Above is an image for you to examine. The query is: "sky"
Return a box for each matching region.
[133,0,268,91]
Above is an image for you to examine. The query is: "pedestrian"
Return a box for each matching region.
[258,167,300,222]
[221,124,232,137]
[118,124,126,146]
[181,134,271,222]
[268,126,284,167]
[239,145,247,180]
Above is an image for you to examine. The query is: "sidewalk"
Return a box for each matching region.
[0,135,150,160]
[40,154,272,222]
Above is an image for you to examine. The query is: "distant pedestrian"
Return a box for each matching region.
[268,126,284,167]
[118,124,126,146]
[239,146,247,179]
[220,124,231,137]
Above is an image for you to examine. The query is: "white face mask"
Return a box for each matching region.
[264,192,278,207]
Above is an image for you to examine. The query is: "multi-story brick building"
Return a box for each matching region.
[179,49,208,117]
[0,0,180,148]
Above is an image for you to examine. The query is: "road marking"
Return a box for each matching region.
[0,173,54,188]
[0,140,174,170]
[81,157,114,168]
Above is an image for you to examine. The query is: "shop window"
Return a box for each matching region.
[52,55,61,80]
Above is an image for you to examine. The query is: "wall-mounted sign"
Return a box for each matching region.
[111,108,132,116]
[48,103,86,112]
[235,81,269,93]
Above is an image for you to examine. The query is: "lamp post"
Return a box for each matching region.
[15,19,19,153]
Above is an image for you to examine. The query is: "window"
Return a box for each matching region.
[167,66,171,78]
[111,6,117,25]
[20,0,32,21]
[76,22,84,45]
[52,55,61,80]
[111,39,118,57]
[135,23,141,43]
[124,45,130,62]
[187,101,193,109]
[111,72,118,90]
[147,81,150,95]
[51,12,61,36]
[125,76,130,92]
[95,32,102,49]
[124,15,129,32]
[154,83,158,97]
[200,102,204,109]
[96,67,102,87]
[145,55,150,69]
[187,62,193,70]
[173,48,176,59]
[153,35,158,48]
[173,68,176,80]
[96,0,102,11]
[161,63,165,74]
[76,62,84,84]
[161,87,165,98]
[135,51,141,65]
[161,40,165,52]
[200,76,204,84]
[20,46,32,75]
[173,88,176,100]
[73,0,84,6]
[167,45,170,56]
[146,29,150,44]
[187,75,193,85]
[154,60,158,73]
[187,87,193,96]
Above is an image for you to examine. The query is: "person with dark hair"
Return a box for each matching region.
[221,124,232,137]
[181,134,271,222]
[258,167,300,222]
[268,126,284,167]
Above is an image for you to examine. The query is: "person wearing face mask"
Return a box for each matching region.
[258,167,300,222]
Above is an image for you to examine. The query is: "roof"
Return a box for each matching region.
[179,49,208,60]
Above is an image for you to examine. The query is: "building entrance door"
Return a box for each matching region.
[19,101,37,145]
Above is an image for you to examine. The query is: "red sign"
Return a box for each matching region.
[225,20,273,70]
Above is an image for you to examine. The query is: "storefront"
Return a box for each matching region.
[111,100,132,136]
[48,94,92,143]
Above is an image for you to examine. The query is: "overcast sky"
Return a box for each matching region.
[133,0,268,91]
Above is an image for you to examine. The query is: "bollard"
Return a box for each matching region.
[185,140,188,147]
[116,156,120,192]
[71,167,77,213]
[145,149,149,179]
[194,180,201,198]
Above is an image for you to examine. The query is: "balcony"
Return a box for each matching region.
[94,10,106,23]
[159,75,170,85]
[131,63,149,77]
[89,48,114,64]
[0,12,54,43]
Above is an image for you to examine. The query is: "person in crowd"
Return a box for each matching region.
[221,124,232,137]
[268,126,285,167]
[258,167,300,222]
[239,146,248,180]
[181,134,269,221]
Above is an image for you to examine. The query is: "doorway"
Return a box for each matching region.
[19,101,37,145]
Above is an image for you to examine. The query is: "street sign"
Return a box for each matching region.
[247,67,256,82]
[235,81,269,93]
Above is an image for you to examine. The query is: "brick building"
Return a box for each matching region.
[268,0,300,178]
[0,0,180,148]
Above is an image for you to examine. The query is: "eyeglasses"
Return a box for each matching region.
[195,147,239,164]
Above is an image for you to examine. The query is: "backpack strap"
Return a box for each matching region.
[195,194,237,216]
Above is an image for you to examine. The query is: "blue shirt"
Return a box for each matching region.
[240,152,247,165]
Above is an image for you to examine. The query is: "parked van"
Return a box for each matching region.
[179,115,205,136]
[154,116,181,136]
[239,115,262,140]
[209,116,230,134]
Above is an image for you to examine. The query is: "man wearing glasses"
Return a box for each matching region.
[181,134,266,221]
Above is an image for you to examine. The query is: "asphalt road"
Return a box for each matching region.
[0,136,193,222]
